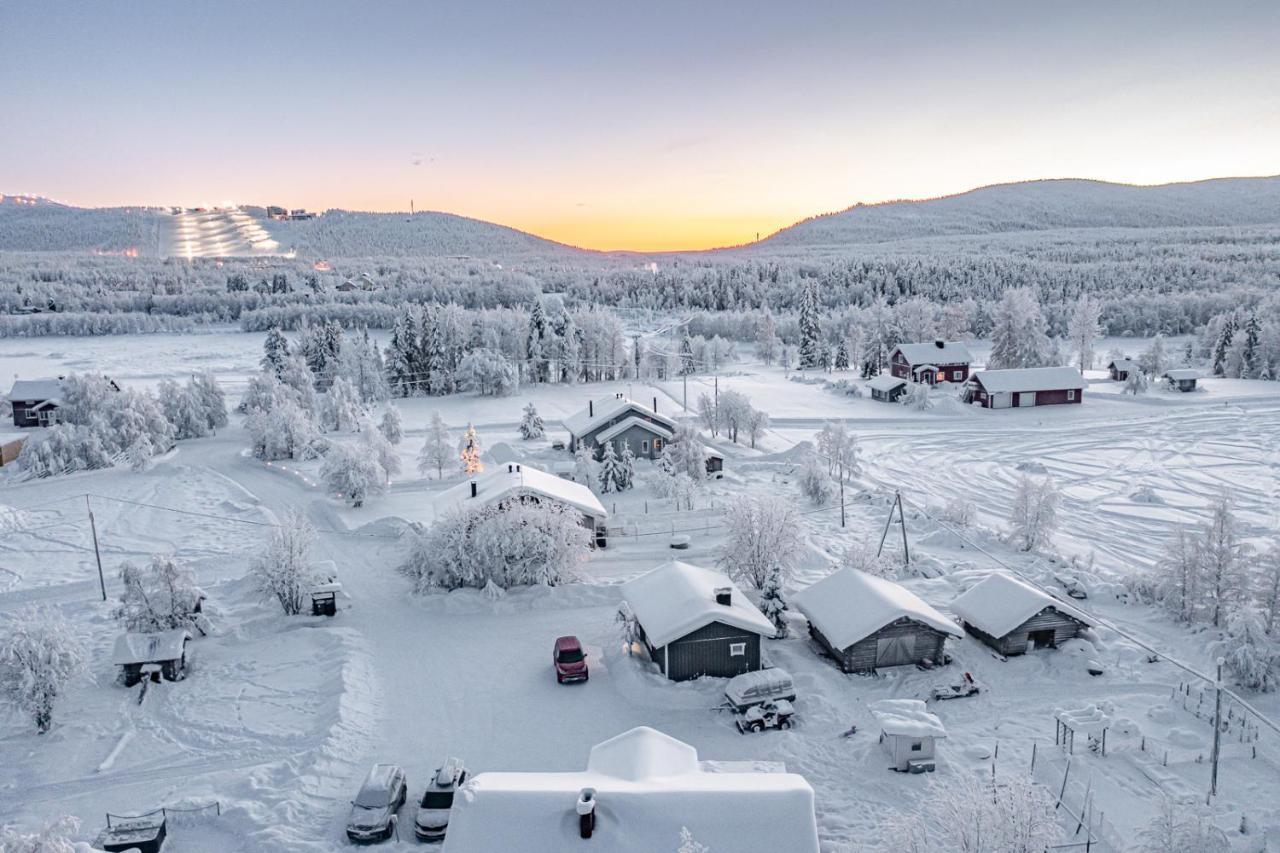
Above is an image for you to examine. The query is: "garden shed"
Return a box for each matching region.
[112,628,192,686]
[867,374,908,403]
[949,572,1095,656]
[870,699,946,772]
[1162,369,1199,392]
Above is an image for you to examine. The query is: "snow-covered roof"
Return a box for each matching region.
[7,377,64,403]
[594,414,673,444]
[949,572,1096,639]
[867,374,907,392]
[433,464,607,521]
[1056,704,1111,735]
[870,699,947,739]
[969,366,1087,393]
[790,569,960,651]
[441,727,819,853]
[1163,369,1200,380]
[111,629,191,665]
[621,561,776,648]
[563,394,677,438]
[892,341,973,365]
[1108,358,1139,372]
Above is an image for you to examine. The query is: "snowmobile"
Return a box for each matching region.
[929,671,981,701]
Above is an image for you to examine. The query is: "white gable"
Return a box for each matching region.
[867,374,907,392]
[790,569,960,650]
[595,415,673,445]
[564,395,677,438]
[949,572,1095,639]
[433,464,607,521]
[893,341,973,366]
[622,561,776,648]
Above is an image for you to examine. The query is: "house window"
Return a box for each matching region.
[910,741,923,752]
[641,440,650,453]
[653,438,663,453]
[952,370,963,381]
[729,642,746,657]
[1067,389,1076,401]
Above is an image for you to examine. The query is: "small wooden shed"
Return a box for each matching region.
[949,572,1094,656]
[867,374,908,403]
[790,569,961,673]
[870,699,946,772]
[112,629,192,686]
[1162,369,1199,392]
[1107,359,1138,381]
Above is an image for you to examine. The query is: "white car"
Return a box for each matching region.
[414,757,467,842]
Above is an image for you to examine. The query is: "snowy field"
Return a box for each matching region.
[3,330,1280,850]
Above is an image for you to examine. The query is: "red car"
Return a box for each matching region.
[554,636,589,683]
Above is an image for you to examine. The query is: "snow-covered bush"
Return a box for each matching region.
[321,442,386,507]
[518,402,545,439]
[900,381,933,411]
[938,495,976,528]
[246,397,320,461]
[378,405,403,445]
[1139,795,1228,853]
[114,555,203,633]
[250,510,317,615]
[0,815,83,853]
[1124,368,1149,395]
[457,348,518,396]
[839,541,898,578]
[0,606,85,733]
[719,496,803,590]
[573,443,596,486]
[882,770,1059,853]
[401,501,591,591]
[797,452,833,505]
[1217,605,1279,692]
[417,413,453,479]
[1008,474,1059,552]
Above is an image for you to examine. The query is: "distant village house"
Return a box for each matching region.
[1163,369,1199,392]
[1107,358,1138,381]
[867,374,908,403]
[432,463,608,542]
[949,572,1095,656]
[565,394,677,462]
[890,341,973,385]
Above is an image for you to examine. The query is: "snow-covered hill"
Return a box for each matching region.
[755,176,1280,248]
[0,196,164,254]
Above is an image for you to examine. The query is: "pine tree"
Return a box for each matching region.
[1213,317,1236,376]
[758,567,788,638]
[797,281,822,369]
[679,335,696,376]
[834,341,850,371]
[618,441,636,490]
[261,327,291,377]
[1241,314,1261,378]
[526,299,550,383]
[1066,294,1102,374]
[598,441,623,493]
[518,402,545,439]
[458,423,484,475]
[989,288,1051,369]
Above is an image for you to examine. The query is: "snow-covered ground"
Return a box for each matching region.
[2,331,1280,850]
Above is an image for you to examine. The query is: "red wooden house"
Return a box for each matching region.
[889,341,973,385]
[964,367,1086,409]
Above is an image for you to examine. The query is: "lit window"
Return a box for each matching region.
[729,642,746,656]
[653,438,663,452]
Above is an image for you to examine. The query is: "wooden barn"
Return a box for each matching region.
[112,629,192,686]
[1163,369,1199,392]
[964,367,1086,409]
[949,572,1095,656]
[889,341,973,385]
[867,374,908,403]
[621,561,776,682]
[1107,358,1139,381]
[564,394,678,461]
[790,569,961,673]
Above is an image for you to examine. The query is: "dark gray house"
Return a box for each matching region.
[621,561,776,682]
[790,569,961,673]
[564,394,678,461]
[867,374,908,403]
[1108,359,1139,381]
[1162,369,1199,392]
[949,572,1095,656]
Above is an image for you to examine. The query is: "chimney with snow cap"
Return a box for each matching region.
[577,788,596,839]
[714,587,732,606]
[470,480,478,498]
[934,339,945,349]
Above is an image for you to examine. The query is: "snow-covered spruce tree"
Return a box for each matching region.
[719,496,803,590]
[250,510,317,616]
[0,815,82,852]
[0,606,85,733]
[598,441,623,494]
[1139,794,1229,853]
[834,340,850,371]
[400,501,590,591]
[458,348,518,396]
[573,442,597,486]
[1200,495,1248,628]
[617,441,636,490]
[988,287,1052,370]
[798,452,833,505]
[459,423,484,475]
[667,422,708,481]
[321,442,386,507]
[324,376,363,432]
[417,413,453,479]
[262,327,291,377]
[526,298,551,384]
[678,335,697,376]
[1008,474,1060,552]
[1217,604,1279,692]
[797,281,822,370]
[360,416,401,480]
[1066,293,1102,373]
[518,402,545,439]
[758,567,788,638]
[378,405,403,445]
[336,327,390,403]
[115,554,203,633]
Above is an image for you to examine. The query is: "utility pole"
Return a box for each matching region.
[838,456,846,528]
[1209,658,1224,802]
[86,494,106,601]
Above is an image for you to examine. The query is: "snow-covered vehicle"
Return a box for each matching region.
[930,671,981,701]
[95,814,167,853]
[723,668,795,713]
[735,699,795,733]
[414,757,468,842]
[554,635,589,683]
[346,764,407,843]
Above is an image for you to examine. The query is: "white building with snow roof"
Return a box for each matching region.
[949,572,1096,656]
[791,569,961,673]
[442,726,820,853]
[621,560,776,681]
[564,393,677,461]
[870,699,946,772]
[432,462,608,541]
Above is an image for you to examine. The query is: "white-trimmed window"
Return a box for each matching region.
[729,642,746,657]
[1067,389,1076,401]
[641,440,650,453]
[952,370,963,380]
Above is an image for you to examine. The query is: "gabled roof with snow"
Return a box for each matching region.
[111,629,191,665]
[1163,369,1200,380]
[433,463,607,520]
[621,561,775,648]
[790,569,960,651]
[892,341,973,365]
[867,374,907,392]
[563,395,677,438]
[969,366,1087,393]
[870,699,947,739]
[1108,358,1139,372]
[7,377,65,403]
[595,414,673,444]
[949,572,1096,639]
[441,726,820,853]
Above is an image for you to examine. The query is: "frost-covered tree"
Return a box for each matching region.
[518,402,545,439]
[988,288,1052,370]
[459,423,484,475]
[1008,474,1059,551]
[1258,542,1280,635]
[417,413,453,479]
[191,371,228,432]
[665,422,708,481]
[883,771,1059,853]
[1066,294,1102,373]
[115,555,203,633]
[900,381,933,411]
[0,814,84,853]
[696,391,720,437]
[1138,334,1168,377]
[1154,528,1200,624]
[678,335,697,376]
[378,405,403,445]
[758,567,788,638]
[401,501,591,591]
[597,441,625,494]
[458,348,518,396]
[321,442,386,507]
[158,379,209,440]
[1124,366,1150,395]
[797,281,823,369]
[815,421,860,481]
[617,441,636,490]
[573,442,597,486]
[834,340,850,371]
[0,606,85,733]
[798,452,833,505]
[360,416,401,481]
[1217,605,1278,692]
[246,397,319,461]
[126,434,155,472]
[719,496,803,590]
[719,390,766,445]
[323,376,363,432]
[336,327,390,403]
[250,510,317,615]
[1199,496,1248,628]
[261,327,291,376]
[1140,795,1229,853]
[756,310,779,366]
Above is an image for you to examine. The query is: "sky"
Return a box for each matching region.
[2,2,1278,251]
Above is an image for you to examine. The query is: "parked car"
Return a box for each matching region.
[735,699,795,733]
[553,635,589,683]
[346,764,407,843]
[414,757,467,842]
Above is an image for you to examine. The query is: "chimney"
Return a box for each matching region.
[934,339,945,349]
[653,396,658,412]
[516,464,521,472]
[577,788,596,839]
[589,400,594,417]
[470,480,478,498]
[714,587,732,606]
[508,464,513,473]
